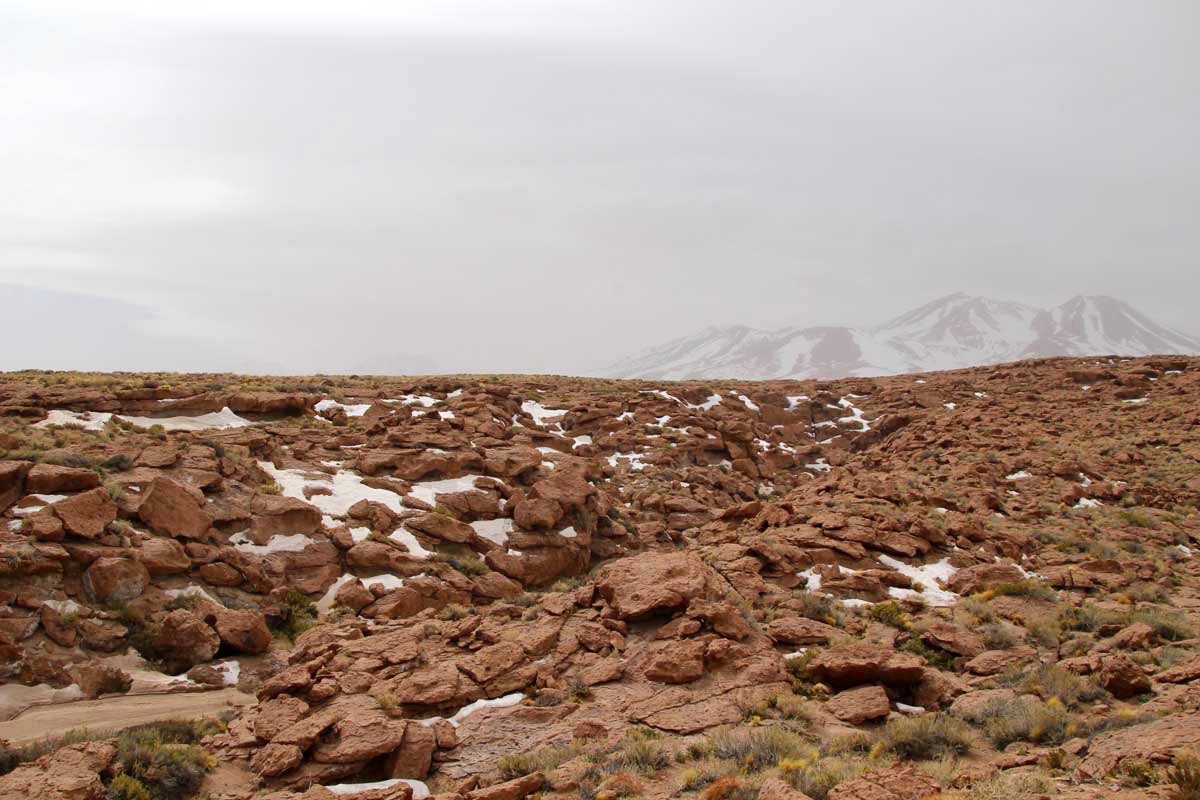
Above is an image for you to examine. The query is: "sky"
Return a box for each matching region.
[2,0,1198,374]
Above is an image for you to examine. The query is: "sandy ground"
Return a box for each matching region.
[0,688,254,743]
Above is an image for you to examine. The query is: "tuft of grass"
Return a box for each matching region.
[498,744,581,779]
[980,696,1079,748]
[988,579,1056,602]
[271,588,317,641]
[873,713,972,760]
[1171,749,1200,800]
[605,729,670,775]
[778,753,867,800]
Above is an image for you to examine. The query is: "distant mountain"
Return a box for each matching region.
[603,294,1200,380]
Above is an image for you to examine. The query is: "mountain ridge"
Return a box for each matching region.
[604,294,1200,380]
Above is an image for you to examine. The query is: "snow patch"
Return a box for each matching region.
[877,555,959,607]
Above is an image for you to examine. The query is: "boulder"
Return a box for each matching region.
[138,477,213,539]
[49,488,117,539]
[152,609,220,673]
[807,643,924,688]
[596,552,718,620]
[252,743,305,777]
[25,464,100,494]
[67,662,132,699]
[213,608,272,654]
[0,741,116,800]
[644,638,707,684]
[1099,654,1151,698]
[825,685,891,724]
[406,512,474,543]
[82,557,149,603]
[137,536,191,575]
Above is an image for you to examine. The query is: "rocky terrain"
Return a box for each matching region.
[604,294,1200,380]
[0,356,1198,800]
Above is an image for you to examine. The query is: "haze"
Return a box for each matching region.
[2,1,1198,374]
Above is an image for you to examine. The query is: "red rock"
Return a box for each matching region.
[0,741,116,800]
[67,662,132,699]
[82,557,149,603]
[25,464,101,494]
[0,460,30,511]
[213,608,272,654]
[767,616,843,645]
[1099,654,1151,698]
[596,552,718,620]
[644,638,706,684]
[252,742,305,777]
[825,685,891,724]
[467,773,545,800]
[48,487,116,538]
[138,477,213,539]
[137,536,191,575]
[807,643,925,688]
[152,609,220,672]
[406,512,474,543]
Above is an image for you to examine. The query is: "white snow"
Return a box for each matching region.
[1122,397,1149,405]
[408,474,491,506]
[349,527,371,543]
[877,555,960,607]
[521,400,567,427]
[836,397,873,432]
[616,411,636,422]
[736,393,760,412]
[164,585,223,606]
[786,395,810,410]
[389,528,433,558]
[327,780,430,799]
[36,407,255,432]
[470,518,513,545]
[1006,470,1032,481]
[796,567,823,592]
[439,410,456,420]
[895,703,925,715]
[315,399,372,417]
[1074,498,1103,509]
[418,692,524,729]
[211,659,241,686]
[558,526,578,539]
[12,494,67,515]
[259,460,484,518]
[943,403,957,410]
[804,459,832,473]
[645,390,721,410]
[572,435,593,448]
[42,599,83,615]
[229,532,314,555]
[362,574,405,591]
[607,452,648,471]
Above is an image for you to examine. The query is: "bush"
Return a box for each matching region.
[606,729,669,774]
[956,771,1053,800]
[981,697,1075,748]
[778,754,866,800]
[1170,749,1200,800]
[870,601,910,630]
[1018,665,1104,707]
[498,744,580,779]
[987,579,1056,601]
[706,726,807,773]
[107,774,152,800]
[272,588,317,640]
[874,713,972,760]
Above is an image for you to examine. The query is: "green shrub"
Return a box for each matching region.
[981,697,1076,748]
[107,774,152,800]
[870,601,910,630]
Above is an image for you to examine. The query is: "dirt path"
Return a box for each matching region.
[0,688,255,743]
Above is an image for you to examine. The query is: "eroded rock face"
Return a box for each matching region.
[138,476,213,539]
[596,552,719,620]
[0,741,116,800]
[152,609,220,673]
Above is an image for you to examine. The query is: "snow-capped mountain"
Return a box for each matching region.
[603,294,1200,380]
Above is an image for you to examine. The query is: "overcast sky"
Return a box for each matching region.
[2,1,1198,374]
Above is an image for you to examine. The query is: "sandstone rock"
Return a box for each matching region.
[152,608,220,672]
[253,742,305,777]
[26,464,101,494]
[406,512,474,543]
[767,616,843,646]
[827,766,940,800]
[67,662,132,699]
[82,557,149,603]
[758,778,816,800]
[311,715,406,763]
[49,488,116,538]
[137,536,191,575]
[1078,710,1200,779]
[644,638,707,684]
[467,773,545,800]
[0,741,116,800]
[596,552,717,620]
[138,476,213,539]
[387,722,436,778]
[213,608,272,654]
[807,643,924,688]
[1099,654,1151,698]
[825,684,891,724]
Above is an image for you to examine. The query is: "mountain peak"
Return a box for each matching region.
[604,294,1200,380]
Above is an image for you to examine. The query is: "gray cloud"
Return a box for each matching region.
[2,1,1198,374]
